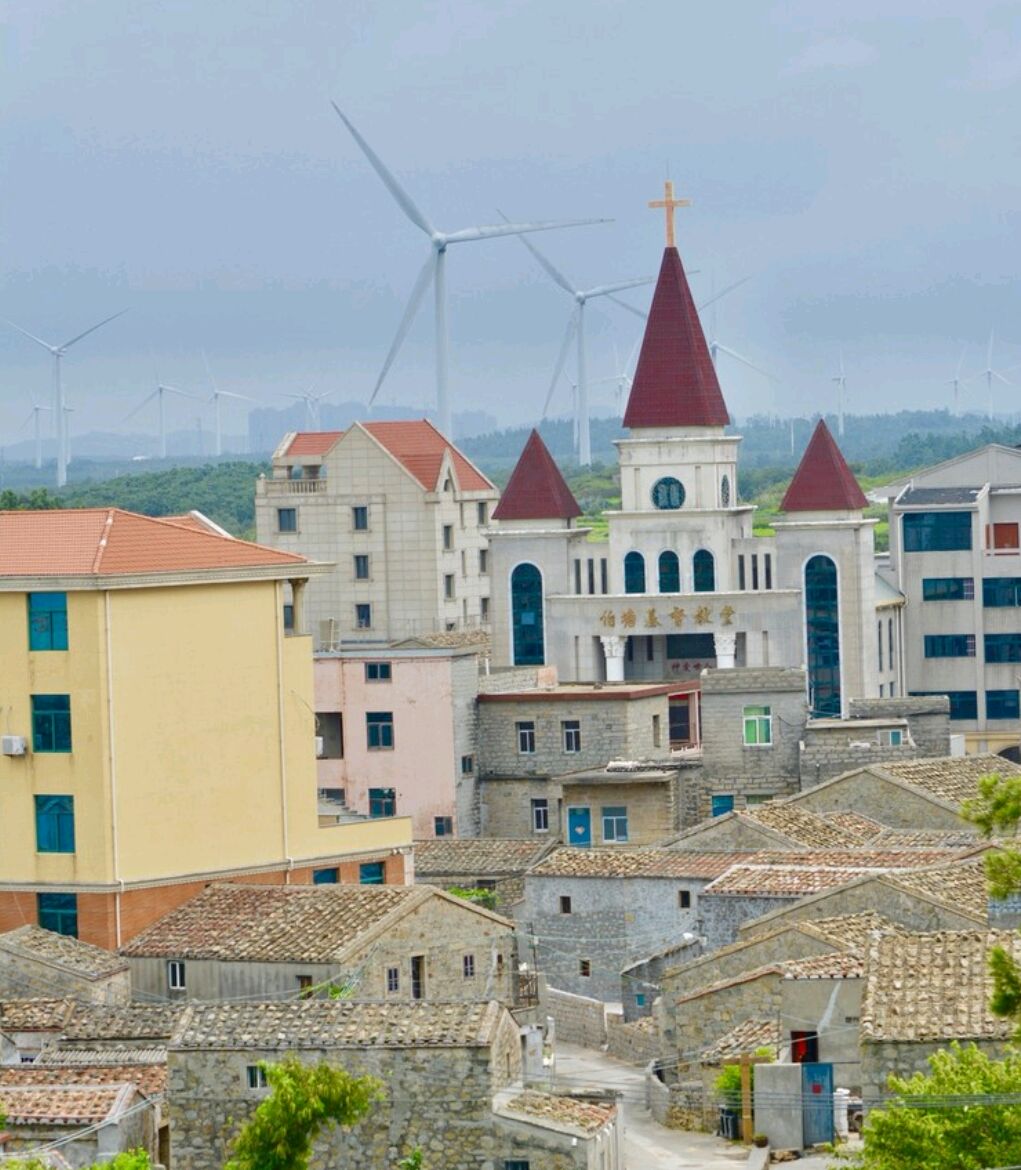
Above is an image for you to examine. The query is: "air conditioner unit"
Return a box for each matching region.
[1,736,27,757]
[315,736,325,758]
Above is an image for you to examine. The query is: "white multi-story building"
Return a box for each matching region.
[255,420,499,647]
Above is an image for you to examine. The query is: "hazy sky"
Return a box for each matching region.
[2,0,1020,443]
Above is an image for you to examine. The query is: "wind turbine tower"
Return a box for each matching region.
[123,382,199,459]
[831,354,847,437]
[974,330,1016,422]
[3,310,127,487]
[948,346,967,415]
[22,398,51,470]
[332,104,608,439]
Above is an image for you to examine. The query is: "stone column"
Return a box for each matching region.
[600,635,627,682]
[714,630,737,669]
[288,577,308,635]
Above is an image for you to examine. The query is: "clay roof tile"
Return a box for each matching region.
[491,430,581,521]
[780,419,868,511]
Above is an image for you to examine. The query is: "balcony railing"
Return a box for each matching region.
[262,478,328,495]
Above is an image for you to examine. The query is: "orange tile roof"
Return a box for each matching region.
[360,420,495,492]
[0,508,309,578]
[0,1062,166,1098]
[284,431,344,457]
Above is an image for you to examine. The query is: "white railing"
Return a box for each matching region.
[262,478,328,495]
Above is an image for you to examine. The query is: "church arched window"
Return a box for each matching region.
[805,554,841,717]
[658,551,680,593]
[511,563,545,665]
[624,551,646,594]
[693,549,715,593]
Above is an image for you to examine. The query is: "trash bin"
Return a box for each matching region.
[719,1106,740,1140]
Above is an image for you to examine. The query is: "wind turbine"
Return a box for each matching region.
[203,354,257,456]
[831,353,848,437]
[123,381,199,459]
[3,310,128,487]
[282,386,334,430]
[20,397,51,470]
[947,346,967,415]
[332,104,609,439]
[970,330,1019,422]
[507,219,652,466]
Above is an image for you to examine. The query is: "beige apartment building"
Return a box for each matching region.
[255,420,499,647]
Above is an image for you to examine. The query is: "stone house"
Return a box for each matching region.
[0,1081,157,1168]
[521,848,742,1002]
[697,848,965,950]
[167,1000,621,1170]
[666,802,880,853]
[120,882,520,1007]
[620,935,702,1022]
[0,998,75,1064]
[736,853,992,941]
[0,926,130,1005]
[789,753,1021,829]
[412,837,554,911]
[860,930,1021,1100]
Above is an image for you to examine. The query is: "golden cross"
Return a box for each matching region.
[648,180,691,248]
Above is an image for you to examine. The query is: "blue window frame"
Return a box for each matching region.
[369,787,395,818]
[277,507,297,533]
[31,695,72,753]
[624,551,646,594]
[366,712,394,750]
[986,634,1021,664]
[805,554,841,717]
[924,634,975,658]
[37,893,78,938]
[693,549,715,593]
[312,867,339,884]
[34,795,75,854]
[359,861,385,885]
[903,511,972,552]
[511,563,545,665]
[984,578,1021,607]
[711,794,735,817]
[658,551,680,593]
[28,593,68,651]
[987,690,1020,720]
[923,578,974,601]
[910,691,978,721]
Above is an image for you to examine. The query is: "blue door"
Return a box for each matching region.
[567,807,592,848]
[801,1063,834,1147]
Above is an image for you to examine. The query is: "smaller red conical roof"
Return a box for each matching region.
[781,420,868,512]
[623,247,729,429]
[493,430,582,522]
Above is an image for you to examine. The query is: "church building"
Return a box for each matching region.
[489,187,893,720]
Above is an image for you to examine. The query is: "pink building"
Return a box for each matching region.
[314,646,480,838]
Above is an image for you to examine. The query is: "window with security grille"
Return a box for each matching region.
[462,954,476,978]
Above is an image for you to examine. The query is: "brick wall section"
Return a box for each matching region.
[547,987,611,1048]
[799,741,929,787]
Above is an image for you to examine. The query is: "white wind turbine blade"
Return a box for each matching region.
[955,344,967,380]
[121,389,159,426]
[58,308,129,351]
[215,389,258,403]
[3,319,56,352]
[605,295,648,321]
[331,103,434,237]
[585,276,654,299]
[498,212,576,294]
[713,342,776,380]
[367,253,436,408]
[444,218,608,245]
[697,276,751,314]
[541,308,579,419]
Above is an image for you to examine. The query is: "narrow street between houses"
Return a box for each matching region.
[553,1043,838,1169]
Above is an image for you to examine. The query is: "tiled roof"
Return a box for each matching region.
[826,812,889,840]
[528,848,750,879]
[890,856,991,920]
[869,828,982,849]
[0,926,128,979]
[119,883,429,962]
[780,419,867,511]
[802,912,909,952]
[742,849,962,868]
[501,1091,615,1133]
[61,1003,188,1042]
[874,754,1021,807]
[623,247,729,428]
[781,951,866,980]
[704,865,882,897]
[0,508,308,578]
[413,838,551,876]
[0,1083,135,1126]
[0,1062,166,1098]
[491,429,581,522]
[160,511,227,535]
[35,1046,166,1066]
[0,999,73,1033]
[861,930,1021,1042]
[744,804,865,849]
[361,420,495,493]
[173,1000,505,1049]
[284,431,344,457]
[700,1018,781,1065]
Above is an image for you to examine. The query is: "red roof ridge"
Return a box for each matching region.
[492,430,581,522]
[358,419,495,493]
[781,419,868,512]
[623,246,729,429]
[92,510,116,574]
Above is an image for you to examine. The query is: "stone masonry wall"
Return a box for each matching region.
[848,696,951,755]
[0,951,131,1005]
[700,893,797,951]
[453,653,483,835]
[799,740,930,787]
[557,777,679,845]
[606,1016,663,1066]
[860,1037,1005,1103]
[671,970,782,1058]
[480,776,564,839]
[791,772,965,830]
[547,987,610,1048]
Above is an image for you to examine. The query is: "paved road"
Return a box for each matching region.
[551,1043,842,1169]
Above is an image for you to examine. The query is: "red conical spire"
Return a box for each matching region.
[781,420,868,511]
[623,247,729,429]
[493,429,582,522]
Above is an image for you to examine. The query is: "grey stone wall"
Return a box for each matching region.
[621,939,702,1022]
[790,771,965,829]
[671,969,782,1058]
[557,776,680,846]
[799,740,928,787]
[168,1014,523,1170]
[480,776,564,839]
[452,653,483,835]
[606,1016,663,1066]
[0,951,130,1005]
[700,893,798,951]
[860,1036,1007,1103]
[546,987,611,1048]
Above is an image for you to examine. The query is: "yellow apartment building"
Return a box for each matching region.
[0,508,413,949]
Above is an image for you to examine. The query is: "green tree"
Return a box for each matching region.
[225,1057,382,1170]
[1,1153,150,1170]
[843,1043,1021,1170]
